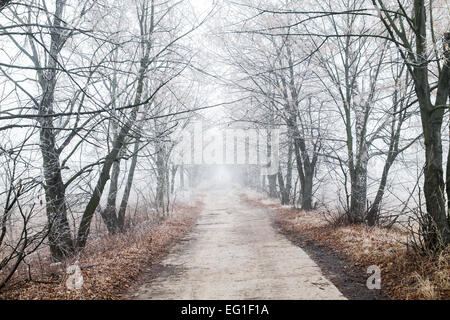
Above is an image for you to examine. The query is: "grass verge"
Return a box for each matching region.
[0,201,203,300]
[242,193,449,300]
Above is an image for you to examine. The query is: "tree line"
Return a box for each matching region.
[0,0,214,289]
[215,0,449,251]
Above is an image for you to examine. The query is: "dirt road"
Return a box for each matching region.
[132,186,346,300]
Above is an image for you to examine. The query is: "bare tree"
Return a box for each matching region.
[373,0,450,249]
[0,137,47,290]
[1,0,213,258]
[218,2,325,209]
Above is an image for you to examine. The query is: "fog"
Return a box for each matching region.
[0,0,449,274]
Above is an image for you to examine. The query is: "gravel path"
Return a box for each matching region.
[132,187,346,300]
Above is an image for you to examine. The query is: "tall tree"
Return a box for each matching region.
[373,0,450,248]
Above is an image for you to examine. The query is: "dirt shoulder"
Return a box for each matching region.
[241,193,450,300]
[0,201,203,300]
[273,213,388,300]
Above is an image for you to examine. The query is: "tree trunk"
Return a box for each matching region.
[118,137,140,231]
[367,155,394,226]
[38,0,74,260]
[349,164,368,223]
[100,158,120,233]
[293,134,315,211]
[301,166,314,211]
[268,174,277,198]
[180,165,185,189]
[284,142,293,205]
[156,144,165,211]
[171,165,178,194]
[421,107,449,247]
[40,121,74,259]
[349,93,369,223]
[277,170,289,205]
[413,6,450,248]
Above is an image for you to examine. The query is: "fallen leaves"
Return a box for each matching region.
[0,201,203,300]
[247,192,449,300]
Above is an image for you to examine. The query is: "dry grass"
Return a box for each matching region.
[0,201,203,300]
[242,192,449,300]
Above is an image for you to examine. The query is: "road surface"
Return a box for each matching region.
[132,186,346,300]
